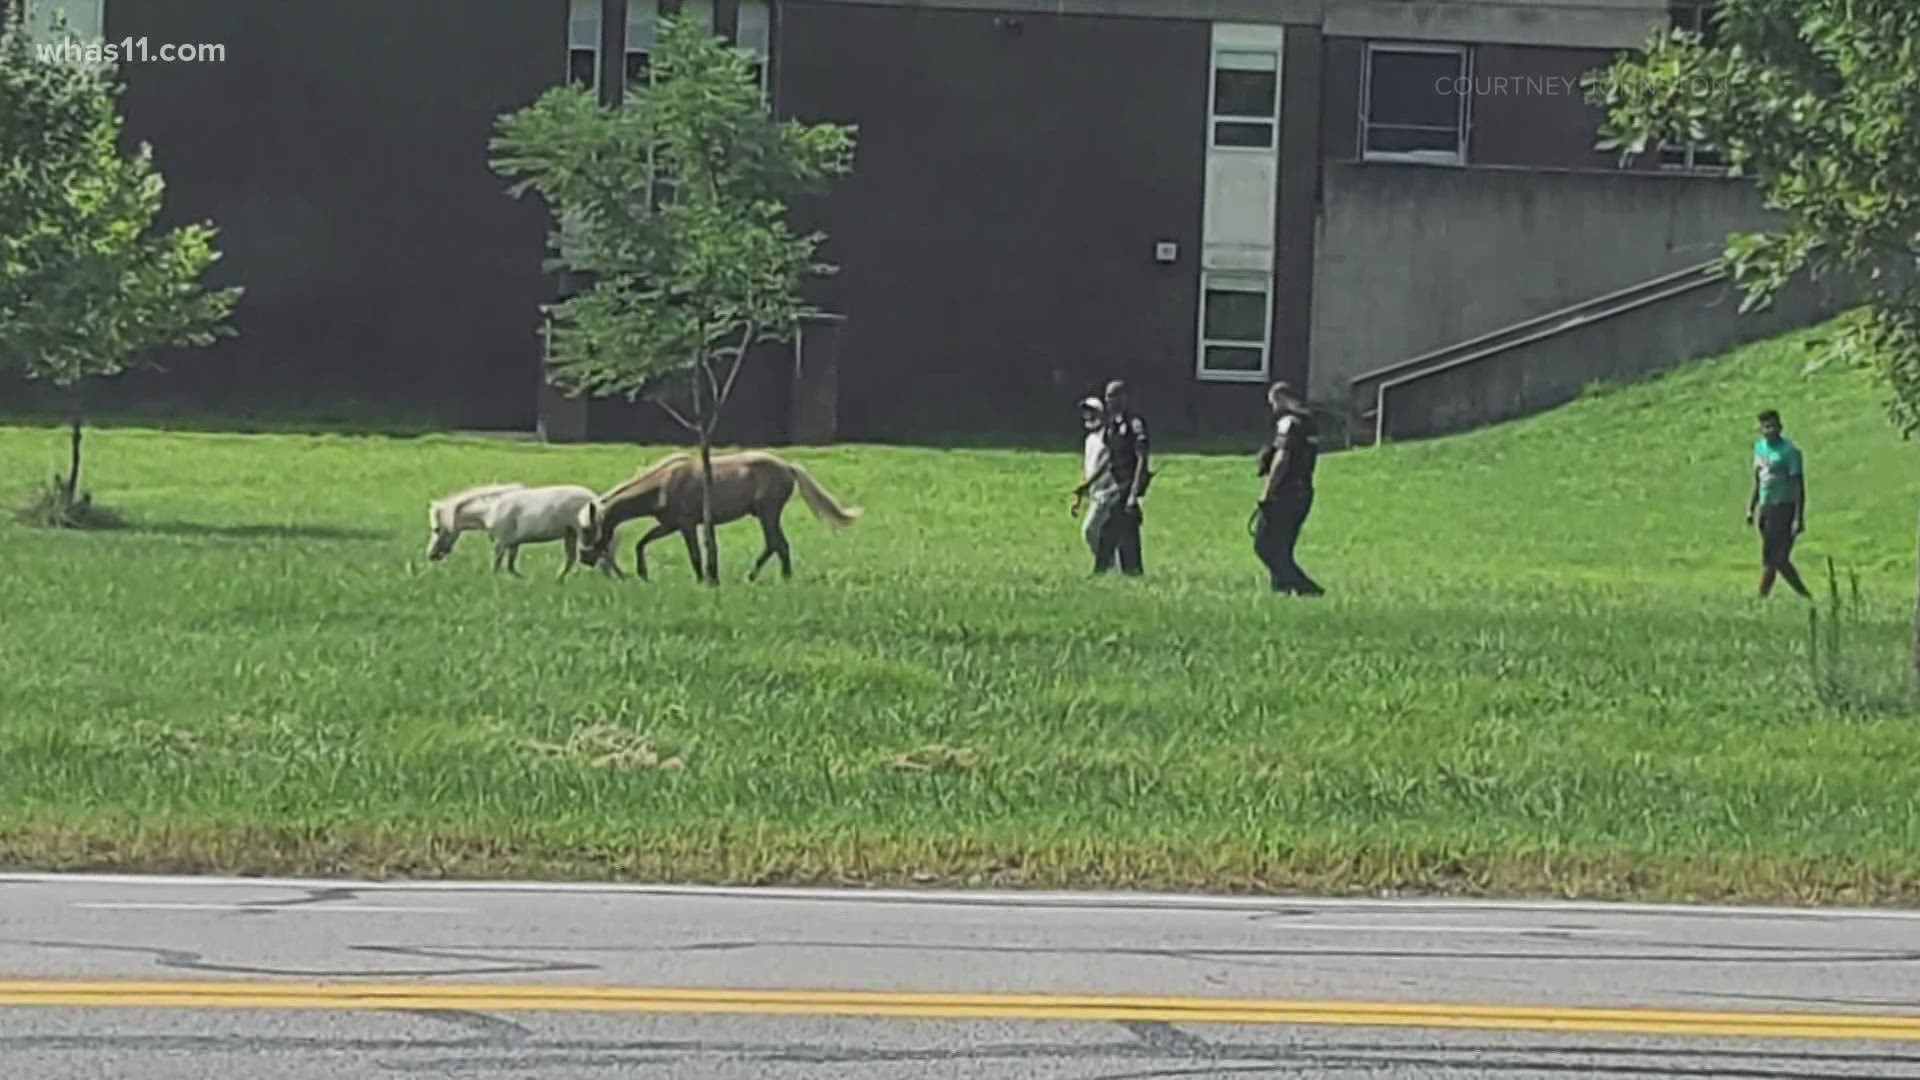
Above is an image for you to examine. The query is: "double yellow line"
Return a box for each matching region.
[3,980,1919,1042]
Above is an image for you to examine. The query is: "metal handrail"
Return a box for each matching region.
[1347,258,1722,420]
[1369,265,1729,444]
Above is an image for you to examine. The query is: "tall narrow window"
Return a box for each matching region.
[567,0,600,92]
[23,0,104,42]
[560,0,603,265]
[676,0,714,34]
[1361,43,1469,164]
[1197,272,1272,381]
[642,2,689,211]
[626,1,657,88]
[1211,49,1279,149]
[738,0,771,93]
[1658,1,1726,172]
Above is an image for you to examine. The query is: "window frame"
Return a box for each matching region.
[739,0,771,96]
[567,0,602,95]
[22,0,105,43]
[1207,47,1280,152]
[1359,41,1471,167]
[560,0,605,264]
[624,0,657,91]
[1194,270,1274,384]
[1657,1,1728,174]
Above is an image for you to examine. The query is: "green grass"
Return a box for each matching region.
[2,322,1917,902]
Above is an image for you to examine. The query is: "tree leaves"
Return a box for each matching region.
[1590,0,1920,433]
[0,7,241,388]
[489,17,856,425]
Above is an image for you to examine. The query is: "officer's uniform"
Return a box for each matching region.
[1254,406,1324,595]
[1095,409,1148,576]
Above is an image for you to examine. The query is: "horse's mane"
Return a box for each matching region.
[600,453,694,506]
[431,482,524,526]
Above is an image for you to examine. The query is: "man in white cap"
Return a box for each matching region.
[1069,395,1118,571]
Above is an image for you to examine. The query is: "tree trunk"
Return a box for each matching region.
[63,410,83,505]
[698,428,719,586]
[690,361,719,586]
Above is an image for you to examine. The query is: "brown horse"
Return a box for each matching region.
[577,450,862,581]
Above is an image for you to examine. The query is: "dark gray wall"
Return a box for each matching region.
[777,2,1219,439]
[7,0,560,427]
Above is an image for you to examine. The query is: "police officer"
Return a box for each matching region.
[1254,381,1324,595]
[1095,379,1149,576]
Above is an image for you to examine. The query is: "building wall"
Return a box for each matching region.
[803,0,1667,50]
[1307,164,1777,402]
[8,0,561,427]
[5,0,1793,447]
[1320,37,1663,173]
[777,1,1224,440]
[1324,0,1663,49]
[1303,15,1783,406]
[1376,268,1849,441]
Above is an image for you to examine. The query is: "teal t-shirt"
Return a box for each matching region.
[1753,436,1804,506]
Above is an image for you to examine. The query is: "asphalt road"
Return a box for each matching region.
[4,873,1920,1078]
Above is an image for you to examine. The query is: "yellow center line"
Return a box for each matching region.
[0,980,1917,1042]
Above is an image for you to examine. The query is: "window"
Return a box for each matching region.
[739,0,771,93]
[625,1,656,88]
[1658,2,1726,172]
[560,0,602,263]
[567,0,600,92]
[23,0,104,42]
[1361,43,1469,165]
[1657,141,1725,171]
[1671,1,1720,46]
[1196,272,1272,381]
[676,0,714,35]
[1210,49,1279,149]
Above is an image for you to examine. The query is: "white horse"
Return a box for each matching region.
[425,483,616,579]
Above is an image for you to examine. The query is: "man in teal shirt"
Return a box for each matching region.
[1744,408,1811,600]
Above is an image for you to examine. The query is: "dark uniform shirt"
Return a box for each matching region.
[1104,410,1148,493]
[1268,407,1319,494]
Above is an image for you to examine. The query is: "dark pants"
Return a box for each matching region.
[1094,502,1143,576]
[1254,490,1323,595]
[1757,501,1810,598]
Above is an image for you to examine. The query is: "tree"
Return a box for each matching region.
[0,8,242,525]
[1589,0,1920,682]
[490,17,856,585]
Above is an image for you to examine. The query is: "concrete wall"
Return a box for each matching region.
[1308,163,1782,403]
[812,0,1669,49]
[1324,0,1664,48]
[1377,269,1853,441]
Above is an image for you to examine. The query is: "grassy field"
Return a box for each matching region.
[3,323,1918,903]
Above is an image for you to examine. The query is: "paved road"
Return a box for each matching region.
[4,873,1920,1077]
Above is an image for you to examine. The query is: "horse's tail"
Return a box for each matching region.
[787,461,862,529]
